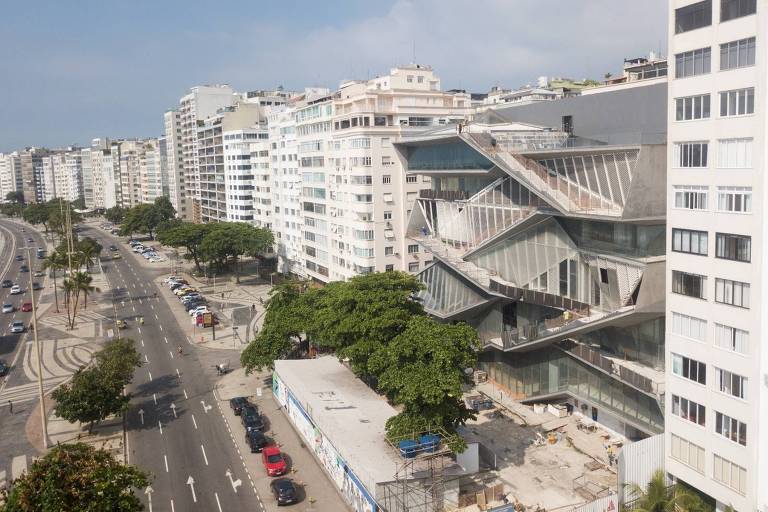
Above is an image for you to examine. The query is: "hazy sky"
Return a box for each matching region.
[0,0,667,152]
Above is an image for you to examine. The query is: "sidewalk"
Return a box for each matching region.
[215,368,350,512]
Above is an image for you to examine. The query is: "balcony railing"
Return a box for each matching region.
[489,279,591,315]
[419,189,470,201]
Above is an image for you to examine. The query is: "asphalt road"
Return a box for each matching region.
[83,225,265,512]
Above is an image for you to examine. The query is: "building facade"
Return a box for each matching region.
[0,152,23,200]
[164,110,184,216]
[666,1,765,510]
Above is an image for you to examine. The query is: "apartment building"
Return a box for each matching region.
[19,148,48,204]
[117,140,144,208]
[164,110,184,215]
[666,1,764,510]
[178,84,235,222]
[139,138,163,204]
[222,127,270,223]
[80,148,93,207]
[395,77,668,439]
[0,152,23,200]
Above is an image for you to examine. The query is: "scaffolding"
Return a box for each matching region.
[381,428,455,512]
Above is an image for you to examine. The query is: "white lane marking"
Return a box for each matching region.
[163,336,168,344]
[159,324,163,331]
[153,393,157,405]
[138,298,142,304]
[201,400,212,413]
[192,414,198,429]
[186,477,197,503]
[169,350,174,360]
[138,409,145,425]
[175,368,180,379]
[140,339,144,347]
[137,327,142,334]
[170,403,177,418]
[147,370,152,381]
[200,445,209,466]
[183,389,188,400]
[215,492,223,512]
[170,499,174,512]
[154,313,158,320]
[144,354,149,363]
[163,455,168,472]
[158,421,163,434]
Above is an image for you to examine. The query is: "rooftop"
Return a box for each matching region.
[273,357,401,492]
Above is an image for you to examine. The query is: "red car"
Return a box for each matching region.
[261,446,287,476]
[20,302,33,312]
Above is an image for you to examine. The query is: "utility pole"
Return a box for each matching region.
[26,244,48,448]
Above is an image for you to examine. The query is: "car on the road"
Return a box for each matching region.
[27,237,33,243]
[1,280,12,288]
[31,282,42,291]
[112,252,121,259]
[21,302,32,312]
[2,304,14,313]
[245,430,269,453]
[108,245,118,251]
[9,321,25,334]
[19,265,29,273]
[14,255,23,261]
[270,478,298,506]
[261,446,287,476]
[0,360,9,377]
[10,285,22,295]
[229,397,249,416]
[241,406,265,432]
[33,270,44,277]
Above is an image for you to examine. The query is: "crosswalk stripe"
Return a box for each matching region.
[11,456,27,480]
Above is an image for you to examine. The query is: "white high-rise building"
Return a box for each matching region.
[0,152,23,200]
[139,139,163,204]
[178,84,235,222]
[666,1,764,510]
[80,148,93,207]
[164,110,184,216]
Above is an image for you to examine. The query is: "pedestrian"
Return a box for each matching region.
[8,400,12,414]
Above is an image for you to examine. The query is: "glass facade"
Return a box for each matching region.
[407,141,494,171]
[558,218,665,258]
[479,347,664,435]
[575,318,665,370]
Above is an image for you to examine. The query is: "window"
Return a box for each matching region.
[407,75,414,83]
[715,278,750,308]
[672,353,707,384]
[675,0,712,33]
[715,367,746,399]
[382,175,391,184]
[675,94,711,121]
[719,87,755,116]
[715,233,750,262]
[562,115,573,135]
[672,270,706,299]
[671,312,707,342]
[383,211,392,220]
[714,323,748,354]
[671,394,706,426]
[713,455,747,495]
[718,138,752,168]
[672,228,708,255]
[670,434,705,474]
[717,186,751,213]
[385,264,394,272]
[673,185,708,210]
[408,262,419,272]
[406,175,417,184]
[720,37,756,70]
[407,244,419,254]
[721,0,756,21]
[384,246,394,256]
[715,411,747,446]
[675,47,712,78]
[599,268,609,284]
[673,142,708,168]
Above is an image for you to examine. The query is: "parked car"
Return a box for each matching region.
[112,252,122,259]
[261,446,287,476]
[229,397,249,416]
[14,255,23,261]
[27,238,33,243]
[21,302,32,312]
[241,406,265,432]
[246,430,269,453]
[19,265,29,273]
[2,304,14,314]
[1,280,12,288]
[0,360,9,377]
[270,478,298,506]
[108,245,118,251]
[32,282,42,291]
[9,321,25,334]
[185,302,206,312]
[10,285,22,295]
[33,271,44,277]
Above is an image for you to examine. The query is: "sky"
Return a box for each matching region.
[0,0,667,152]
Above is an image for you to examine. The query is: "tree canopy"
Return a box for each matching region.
[156,221,211,272]
[1,443,150,512]
[5,191,24,204]
[105,206,126,225]
[119,197,176,239]
[199,222,273,282]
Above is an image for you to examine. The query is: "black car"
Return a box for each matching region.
[108,245,118,251]
[241,406,264,432]
[245,430,269,453]
[14,255,23,261]
[19,265,29,273]
[0,360,9,377]
[185,301,205,311]
[270,479,298,506]
[1,280,11,288]
[229,397,249,416]
[31,282,42,291]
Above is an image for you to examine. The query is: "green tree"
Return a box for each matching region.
[21,203,51,233]
[156,221,210,272]
[307,271,424,378]
[200,222,273,283]
[76,237,103,272]
[105,206,126,225]
[71,197,86,210]
[624,470,710,512]
[4,191,24,204]
[0,203,22,217]
[52,366,129,433]
[153,196,175,222]
[42,250,67,313]
[95,338,142,385]
[1,443,149,511]
[370,316,479,452]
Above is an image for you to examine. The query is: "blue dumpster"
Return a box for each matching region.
[398,440,418,458]
[419,434,440,453]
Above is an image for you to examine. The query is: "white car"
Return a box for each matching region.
[2,304,13,313]
[10,285,22,295]
[9,321,25,334]
[189,306,209,317]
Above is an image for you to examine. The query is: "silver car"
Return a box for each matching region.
[9,321,25,334]
[2,304,13,314]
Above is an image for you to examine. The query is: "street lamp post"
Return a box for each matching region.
[25,245,48,448]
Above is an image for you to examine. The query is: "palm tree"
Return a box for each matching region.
[76,272,99,310]
[624,470,707,512]
[43,250,67,313]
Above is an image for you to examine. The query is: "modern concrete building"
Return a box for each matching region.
[164,110,184,216]
[666,1,764,510]
[139,138,163,204]
[396,78,668,440]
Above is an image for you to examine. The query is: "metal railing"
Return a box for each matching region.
[418,189,470,201]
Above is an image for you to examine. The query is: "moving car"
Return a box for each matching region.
[32,282,42,290]
[261,446,287,476]
[241,406,265,432]
[270,479,298,506]
[27,238,33,243]
[10,285,22,295]
[19,265,29,273]
[1,280,12,288]
[14,255,23,261]
[9,321,25,334]
[229,397,249,416]
[21,302,33,312]
[112,252,121,259]
[2,304,14,314]
[0,360,9,377]
[33,271,44,277]
[108,245,118,251]
[246,430,269,453]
